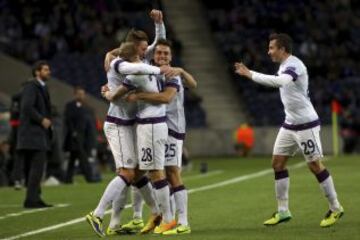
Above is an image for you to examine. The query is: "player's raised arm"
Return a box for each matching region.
[234,62,292,88]
[115,61,173,75]
[116,60,161,75]
[145,9,166,60]
[105,42,160,74]
[105,50,161,74]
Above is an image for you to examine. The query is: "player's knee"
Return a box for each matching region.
[165,166,182,187]
[165,166,178,177]
[308,160,325,174]
[272,155,287,171]
[133,170,146,182]
[119,168,135,182]
[148,170,165,182]
[272,162,284,171]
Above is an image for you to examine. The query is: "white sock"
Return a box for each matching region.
[137,182,160,215]
[275,170,289,212]
[317,170,340,211]
[153,179,172,223]
[170,192,176,218]
[93,176,129,218]
[132,187,144,219]
[109,185,129,229]
[174,186,188,226]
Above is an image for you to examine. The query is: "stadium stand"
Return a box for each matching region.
[0,0,206,128]
[201,0,360,126]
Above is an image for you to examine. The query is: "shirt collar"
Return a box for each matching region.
[36,78,46,87]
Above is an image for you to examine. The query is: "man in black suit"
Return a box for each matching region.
[16,60,53,208]
[63,86,98,183]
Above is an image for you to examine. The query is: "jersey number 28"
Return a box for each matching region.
[141,148,152,162]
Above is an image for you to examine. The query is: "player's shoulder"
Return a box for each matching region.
[164,75,182,92]
[110,57,125,69]
[169,75,182,83]
[163,74,181,85]
[284,55,306,72]
[287,55,305,67]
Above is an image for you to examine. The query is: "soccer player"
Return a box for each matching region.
[103,44,178,234]
[102,10,182,235]
[87,42,170,237]
[86,10,172,237]
[124,39,196,235]
[234,33,344,227]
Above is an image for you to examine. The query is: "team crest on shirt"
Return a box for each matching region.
[127,158,133,164]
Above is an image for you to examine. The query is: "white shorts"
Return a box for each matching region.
[104,122,137,169]
[273,126,323,162]
[137,122,168,170]
[164,135,183,167]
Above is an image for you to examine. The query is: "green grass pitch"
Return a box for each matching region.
[0,155,359,240]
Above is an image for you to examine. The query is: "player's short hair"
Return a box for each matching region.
[32,60,49,77]
[155,39,172,50]
[118,42,138,61]
[125,29,149,44]
[269,33,293,53]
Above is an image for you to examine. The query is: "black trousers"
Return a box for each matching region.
[65,150,93,183]
[18,150,47,203]
[11,151,25,183]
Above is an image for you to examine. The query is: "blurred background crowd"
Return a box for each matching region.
[202,0,360,126]
[0,0,359,188]
[0,0,205,188]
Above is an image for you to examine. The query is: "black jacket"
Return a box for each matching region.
[63,100,97,153]
[16,79,52,151]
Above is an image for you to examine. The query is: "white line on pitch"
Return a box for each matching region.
[1,161,307,240]
[0,204,131,240]
[188,161,306,193]
[0,204,70,221]
[183,170,224,180]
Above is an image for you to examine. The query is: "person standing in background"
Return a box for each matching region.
[16,60,53,208]
[63,86,99,184]
[234,123,254,157]
[9,86,24,189]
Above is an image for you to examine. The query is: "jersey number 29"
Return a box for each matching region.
[301,139,316,155]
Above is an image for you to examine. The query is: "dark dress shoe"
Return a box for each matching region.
[24,200,53,208]
[39,200,53,208]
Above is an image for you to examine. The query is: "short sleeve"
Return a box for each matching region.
[165,77,180,91]
[113,59,125,74]
[282,66,298,81]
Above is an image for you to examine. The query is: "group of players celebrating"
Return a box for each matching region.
[86,10,194,237]
[86,8,344,238]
